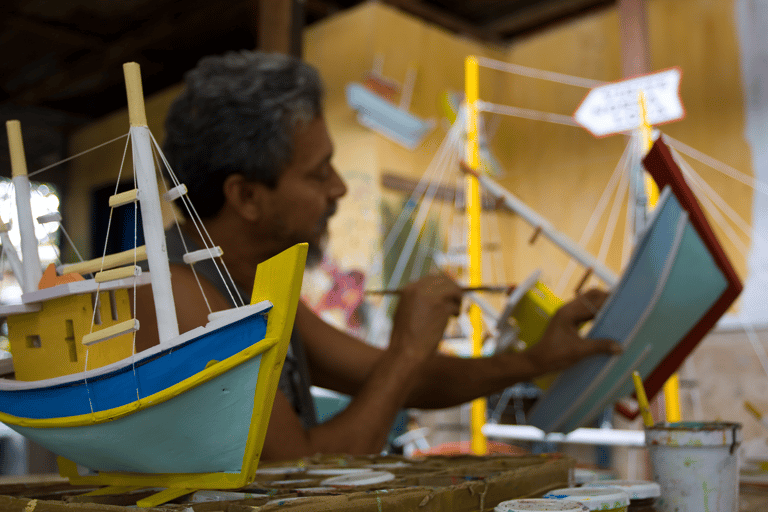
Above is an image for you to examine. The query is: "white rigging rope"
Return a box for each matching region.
[597,153,631,268]
[28,133,129,178]
[478,101,581,128]
[669,148,754,241]
[555,141,632,294]
[475,56,605,89]
[665,134,768,198]
[676,154,751,256]
[149,132,245,308]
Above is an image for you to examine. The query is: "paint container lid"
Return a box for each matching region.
[321,470,396,487]
[306,467,373,476]
[255,465,306,475]
[583,480,661,500]
[495,499,590,511]
[190,490,268,502]
[265,478,317,486]
[571,468,598,486]
[365,461,412,469]
[543,487,630,511]
[645,421,741,447]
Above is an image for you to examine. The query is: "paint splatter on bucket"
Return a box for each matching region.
[645,421,741,512]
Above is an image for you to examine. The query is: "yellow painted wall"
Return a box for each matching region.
[65,0,753,304]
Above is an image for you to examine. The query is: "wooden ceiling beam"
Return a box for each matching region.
[383,0,501,44]
[11,0,251,106]
[482,0,613,37]
[7,15,104,48]
[259,0,293,54]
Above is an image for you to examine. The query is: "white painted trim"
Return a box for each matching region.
[483,424,645,447]
[183,246,224,265]
[20,273,152,304]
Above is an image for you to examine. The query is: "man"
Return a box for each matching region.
[135,50,620,461]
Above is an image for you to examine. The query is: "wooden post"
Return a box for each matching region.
[618,0,651,78]
[258,0,303,57]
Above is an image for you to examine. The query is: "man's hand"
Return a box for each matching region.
[389,274,463,361]
[524,288,621,374]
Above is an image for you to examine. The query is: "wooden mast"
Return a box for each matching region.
[123,62,180,344]
[6,120,42,294]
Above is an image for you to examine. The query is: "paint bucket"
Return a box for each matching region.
[645,422,741,512]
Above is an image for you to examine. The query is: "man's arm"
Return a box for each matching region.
[261,274,463,459]
[300,284,620,410]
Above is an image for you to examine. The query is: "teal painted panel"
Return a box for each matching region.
[559,223,727,432]
[528,187,728,433]
[13,354,263,474]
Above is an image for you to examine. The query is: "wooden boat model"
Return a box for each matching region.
[0,63,307,507]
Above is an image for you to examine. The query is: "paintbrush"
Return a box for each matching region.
[364,285,514,295]
[745,401,768,432]
[633,371,655,428]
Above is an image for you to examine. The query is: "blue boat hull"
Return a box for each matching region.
[12,349,263,473]
[0,309,268,420]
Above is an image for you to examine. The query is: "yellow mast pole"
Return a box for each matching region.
[465,55,487,455]
[639,92,680,423]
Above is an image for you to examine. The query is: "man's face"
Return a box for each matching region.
[262,117,347,266]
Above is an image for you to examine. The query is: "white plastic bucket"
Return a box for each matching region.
[645,421,741,512]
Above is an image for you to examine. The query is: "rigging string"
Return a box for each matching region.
[384,123,460,291]
[475,56,605,89]
[621,137,639,268]
[555,141,631,294]
[669,146,755,243]
[28,133,129,179]
[148,141,214,315]
[409,147,460,282]
[368,122,462,342]
[149,132,244,308]
[665,134,768,198]
[381,119,463,258]
[676,154,751,255]
[131,132,141,402]
[597,151,631,267]
[478,101,581,128]
[84,130,133,416]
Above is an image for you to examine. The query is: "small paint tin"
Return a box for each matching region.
[495,499,590,511]
[583,480,660,511]
[543,487,630,512]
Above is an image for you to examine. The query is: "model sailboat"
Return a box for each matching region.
[0,63,307,507]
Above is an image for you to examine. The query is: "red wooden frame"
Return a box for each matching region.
[616,136,743,419]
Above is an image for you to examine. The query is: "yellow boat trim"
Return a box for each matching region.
[0,336,278,428]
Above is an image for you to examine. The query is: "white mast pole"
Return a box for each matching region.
[0,215,25,291]
[123,63,179,344]
[6,121,42,294]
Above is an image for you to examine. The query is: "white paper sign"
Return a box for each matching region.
[574,68,684,137]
